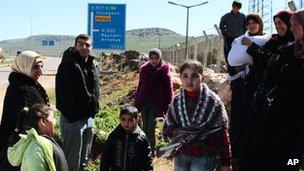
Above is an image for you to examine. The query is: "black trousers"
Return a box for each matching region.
[223,36,237,75]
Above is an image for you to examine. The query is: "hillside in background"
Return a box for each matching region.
[0,27,186,56]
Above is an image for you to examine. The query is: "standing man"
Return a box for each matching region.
[56,34,100,171]
[219,0,246,75]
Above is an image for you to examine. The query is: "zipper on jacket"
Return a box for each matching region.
[123,134,129,171]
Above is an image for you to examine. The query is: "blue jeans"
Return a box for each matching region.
[174,155,216,171]
[60,115,94,171]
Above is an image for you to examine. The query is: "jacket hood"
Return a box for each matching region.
[8,72,37,85]
[7,128,56,171]
[61,47,95,64]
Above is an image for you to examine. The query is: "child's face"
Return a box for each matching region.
[39,110,56,136]
[120,114,138,132]
[148,54,161,66]
[181,67,203,92]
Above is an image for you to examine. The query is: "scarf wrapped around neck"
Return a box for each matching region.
[160,83,228,157]
[168,83,228,128]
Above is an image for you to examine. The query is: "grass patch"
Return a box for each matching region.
[155,120,168,149]
[47,88,56,104]
[94,105,121,142]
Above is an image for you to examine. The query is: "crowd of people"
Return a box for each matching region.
[219,1,304,171]
[0,34,100,171]
[0,0,304,170]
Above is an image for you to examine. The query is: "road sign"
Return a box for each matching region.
[88,3,126,49]
[42,40,55,46]
[42,40,48,45]
[49,40,55,46]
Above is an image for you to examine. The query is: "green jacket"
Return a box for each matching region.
[7,128,56,171]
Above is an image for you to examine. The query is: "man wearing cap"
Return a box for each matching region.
[134,48,173,157]
[219,0,247,75]
[56,34,99,171]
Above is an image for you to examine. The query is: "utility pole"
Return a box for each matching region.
[23,14,41,49]
[168,1,208,59]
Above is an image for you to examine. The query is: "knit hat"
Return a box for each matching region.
[273,10,293,29]
[232,0,242,8]
[149,48,162,59]
[11,51,43,77]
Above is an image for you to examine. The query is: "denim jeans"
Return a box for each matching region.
[174,155,216,171]
[60,115,94,171]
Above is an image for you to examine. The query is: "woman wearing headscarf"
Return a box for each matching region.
[0,51,49,170]
[240,9,304,170]
[228,13,264,167]
[242,10,294,82]
[134,48,173,157]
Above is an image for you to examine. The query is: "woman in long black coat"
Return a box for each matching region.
[0,51,49,170]
[240,9,304,171]
[228,13,264,165]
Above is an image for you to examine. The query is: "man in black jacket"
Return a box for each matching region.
[56,34,100,171]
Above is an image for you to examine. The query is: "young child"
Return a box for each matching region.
[163,60,232,171]
[7,104,68,171]
[100,106,153,171]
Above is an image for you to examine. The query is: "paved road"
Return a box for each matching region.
[0,56,61,85]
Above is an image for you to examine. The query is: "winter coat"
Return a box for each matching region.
[246,31,295,83]
[42,135,68,171]
[134,62,173,117]
[241,42,304,170]
[0,72,49,168]
[56,47,100,123]
[8,128,68,171]
[100,124,153,171]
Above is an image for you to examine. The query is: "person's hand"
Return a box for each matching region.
[219,165,232,171]
[241,37,252,46]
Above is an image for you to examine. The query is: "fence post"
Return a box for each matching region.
[193,41,198,60]
[203,31,209,68]
[214,24,223,73]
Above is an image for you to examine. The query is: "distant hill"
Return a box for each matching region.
[0,28,186,56]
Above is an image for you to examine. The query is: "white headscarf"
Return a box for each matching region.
[11,51,43,77]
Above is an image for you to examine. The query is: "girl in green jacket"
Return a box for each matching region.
[7,104,68,171]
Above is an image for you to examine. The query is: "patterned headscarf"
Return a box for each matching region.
[11,51,43,77]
